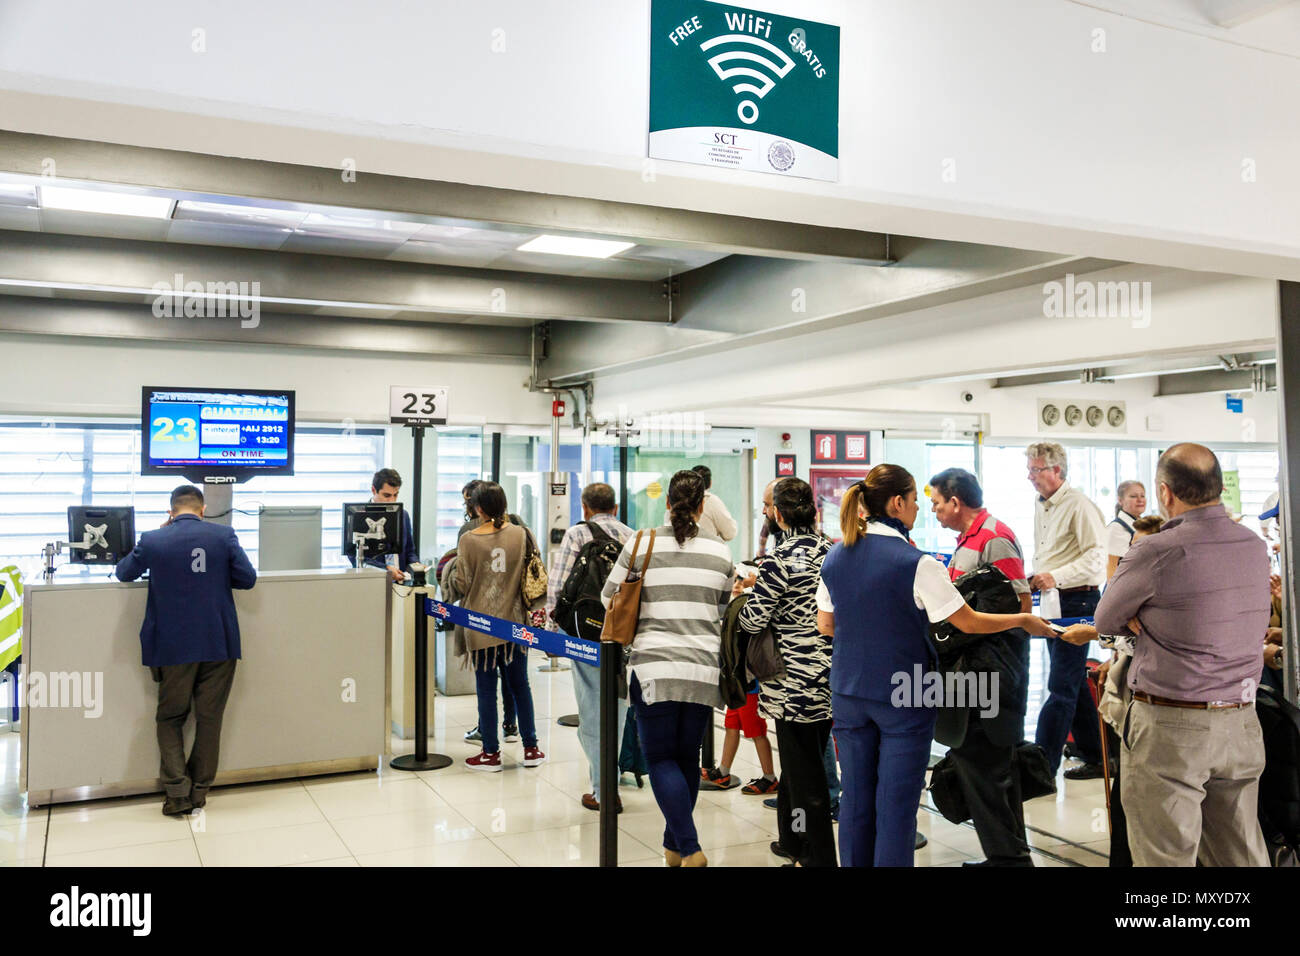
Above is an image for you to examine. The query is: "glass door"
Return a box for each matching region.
[881,437,977,555]
[627,449,751,561]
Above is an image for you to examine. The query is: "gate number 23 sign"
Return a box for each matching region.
[389,387,449,426]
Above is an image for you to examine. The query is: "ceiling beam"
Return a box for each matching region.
[0,295,531,358]
[1156,365,1276,395]
[992,349,1277,388]
[0,130,890,265]
[542,241,1125,381]
[0,229,671,324]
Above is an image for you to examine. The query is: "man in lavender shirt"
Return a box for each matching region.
[1086,443,1270,866]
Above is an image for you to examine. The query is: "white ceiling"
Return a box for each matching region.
[1077,0,1300,49]
[0,174,728,281]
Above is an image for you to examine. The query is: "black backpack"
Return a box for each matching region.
[553,522,624,641]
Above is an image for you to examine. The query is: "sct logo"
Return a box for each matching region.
[714,132,738,146]
[432,603,451,619]
[512,625,539,646]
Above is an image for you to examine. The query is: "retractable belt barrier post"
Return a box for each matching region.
[599,640,619,867]
[426,600,619,865]
[390,579,453,772]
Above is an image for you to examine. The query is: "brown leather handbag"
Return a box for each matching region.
[600,529,655,646]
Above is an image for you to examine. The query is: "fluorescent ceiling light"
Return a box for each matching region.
[516,235,636,259]
[174,200,307,230]
[39,185,174,219]
[0,183,37,207]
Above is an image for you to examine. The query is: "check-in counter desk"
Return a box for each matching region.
[20,568,391,806]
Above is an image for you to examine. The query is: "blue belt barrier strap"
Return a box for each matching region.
[426,599,599,665]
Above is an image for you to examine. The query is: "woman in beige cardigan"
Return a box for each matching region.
[454,481,546,772]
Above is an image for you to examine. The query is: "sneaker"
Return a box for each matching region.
[742,776,778,795]
[523,746,546,768]
[699,767,737,791]
[770,841,794,860]
[465,750,502,773]
[464,725,482,743]
[502,723,520,743]
[763,796,779,810]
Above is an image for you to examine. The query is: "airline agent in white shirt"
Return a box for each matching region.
[1105,481,1146,579]
[816,465,1053,867]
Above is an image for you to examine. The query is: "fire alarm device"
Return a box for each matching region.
[552,399,566,418]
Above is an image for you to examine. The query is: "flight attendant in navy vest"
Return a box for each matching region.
[817,465,1054,866]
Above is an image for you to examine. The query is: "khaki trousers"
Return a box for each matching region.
[1120,698,1268,867]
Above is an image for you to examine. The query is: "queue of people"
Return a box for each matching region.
[424,440,1286,869]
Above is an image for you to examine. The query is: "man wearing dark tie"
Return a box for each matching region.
[116,484,257,816]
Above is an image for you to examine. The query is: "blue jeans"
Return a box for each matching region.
[572,657,628,801]
[630,675,711,856]
[824,733,841,805]
[498,655,517,726]
[833,692,936,867]
[474,649,537,754]
[1035,589,1103,774]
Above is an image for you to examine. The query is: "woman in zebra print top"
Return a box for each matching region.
[737,477,836,867]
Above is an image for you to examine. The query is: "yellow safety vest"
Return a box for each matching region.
[0,565,22,671]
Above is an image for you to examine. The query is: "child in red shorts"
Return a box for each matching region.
[701,683,778,794]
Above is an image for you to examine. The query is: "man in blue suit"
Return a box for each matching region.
[116,484,257,816]
[367,467,418,581]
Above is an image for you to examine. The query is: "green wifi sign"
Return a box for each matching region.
[650,0,840,181]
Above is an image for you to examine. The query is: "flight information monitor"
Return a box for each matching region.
[142,386,295,482]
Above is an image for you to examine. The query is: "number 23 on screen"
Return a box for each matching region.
[152,417,197,442]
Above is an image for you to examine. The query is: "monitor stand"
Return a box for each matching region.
[204,481,234,527]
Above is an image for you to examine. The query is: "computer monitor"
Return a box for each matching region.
[341,502,405,567]
[67,507,136,565]
[141,386,295,483]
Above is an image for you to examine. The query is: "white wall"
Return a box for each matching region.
[2,1,1299,275]
[793,378,1279,447]
[0,335,551,425]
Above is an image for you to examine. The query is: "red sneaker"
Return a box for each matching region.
[465,751,502,773]
[523,746,546,767]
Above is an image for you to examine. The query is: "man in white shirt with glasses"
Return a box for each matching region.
[1025,442,1107,781]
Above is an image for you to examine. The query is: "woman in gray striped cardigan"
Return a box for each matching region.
[601,469,733,868]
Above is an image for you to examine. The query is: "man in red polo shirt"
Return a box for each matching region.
[929,468,1034,866]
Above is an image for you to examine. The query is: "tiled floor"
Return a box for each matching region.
[0,656,1111,867]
